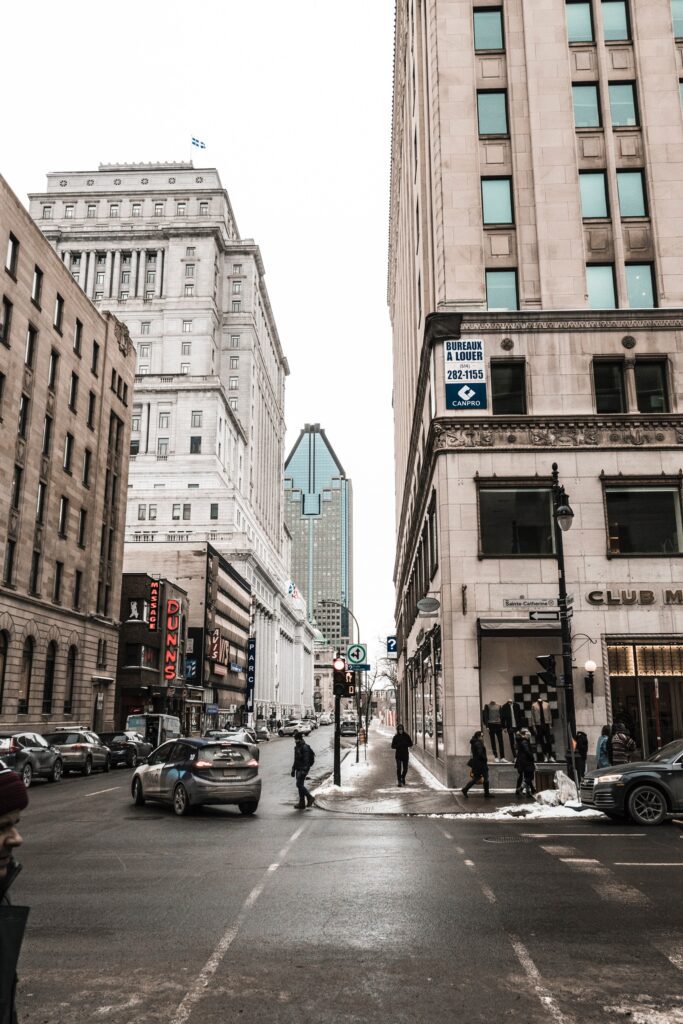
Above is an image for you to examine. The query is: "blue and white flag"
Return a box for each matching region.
[191,137,206,149]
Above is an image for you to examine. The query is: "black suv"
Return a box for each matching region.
[0,731,63,788]
[99,732,153,769]
[581,738,683,825]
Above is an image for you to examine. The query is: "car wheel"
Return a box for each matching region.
[21,763,32,789]
[82,757,93,777]
[126,750,138,770]
[48,759,63,784]
[102,755,110,774]
[628,785,668,826]
[238,801,258,816]
[173,784,191,816]
[132,777,145,806]
[278,730,284,737]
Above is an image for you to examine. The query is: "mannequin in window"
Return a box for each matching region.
[500,699,525,759]
[482,700,506,762]
[530,698,554,762]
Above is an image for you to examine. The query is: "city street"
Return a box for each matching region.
[11,727,683,1024]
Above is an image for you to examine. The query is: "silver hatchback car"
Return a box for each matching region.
[43,730,111,775]
[131,738,261,816]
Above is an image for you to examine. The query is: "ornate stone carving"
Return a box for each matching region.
[87,179,94,186]
[113,319,132,357]
[114,178,121,185]
[459,317,683,333]
[433,417,683,452]
[59,180,67,187]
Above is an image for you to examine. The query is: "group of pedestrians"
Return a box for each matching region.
[595,721,637,767]
[461,727,539,799]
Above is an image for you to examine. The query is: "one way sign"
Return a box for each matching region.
[529,611,559,621]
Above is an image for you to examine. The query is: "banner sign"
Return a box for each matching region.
[149,580,160,631]
[444,338,487,410]
[246,637,256,714]
[165,598,181,681]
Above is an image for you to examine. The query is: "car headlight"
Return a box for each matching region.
[596,773,624,784]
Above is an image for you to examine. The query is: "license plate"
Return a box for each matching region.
[222,770,239,778]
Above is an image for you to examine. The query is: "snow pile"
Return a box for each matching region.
[433,801,604,821]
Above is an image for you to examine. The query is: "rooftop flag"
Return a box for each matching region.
[191,137,206,149]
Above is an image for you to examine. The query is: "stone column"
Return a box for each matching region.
[155,248,164,297]
[131,250,140,297]
[84,252,95,297]
[104,250,113,298]
[112,250,122,298]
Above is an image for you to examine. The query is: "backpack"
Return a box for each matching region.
[308,746,315,767]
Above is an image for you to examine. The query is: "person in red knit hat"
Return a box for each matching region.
[0,767,29,1024]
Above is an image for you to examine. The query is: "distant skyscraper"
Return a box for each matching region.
[284,425,353,645]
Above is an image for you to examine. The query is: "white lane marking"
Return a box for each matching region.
[558,858,649,905]
[442,830,453,840]
[455,845,465,855]
[85,787,121,797]
[559,858,600,864]
[481,883,497,904]
[464,859,475,867]
[613,862,683,867]
[509,935,574,1024]
[524,833,645,839]
[539,845,577,858]
[169,824,307,1024]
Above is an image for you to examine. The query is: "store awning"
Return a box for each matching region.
[478,618,562,639]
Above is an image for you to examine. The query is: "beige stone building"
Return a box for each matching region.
[0,174,135,733]
[389,0,683,784]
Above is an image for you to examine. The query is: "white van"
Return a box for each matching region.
[125,713,181,748]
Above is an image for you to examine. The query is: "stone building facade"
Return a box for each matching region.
[389,0,683,784]
[0,174,135,732]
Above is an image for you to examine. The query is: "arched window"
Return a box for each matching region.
[18,637,34,714]
[64,646,77,714]
[42,641,57,715]
[0,632,8,713]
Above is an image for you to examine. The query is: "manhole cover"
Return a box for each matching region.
[483,835,532,844]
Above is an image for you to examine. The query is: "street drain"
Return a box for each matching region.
[483,835,532,844]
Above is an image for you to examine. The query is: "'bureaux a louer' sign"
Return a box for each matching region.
[165,599,181,681]
[444,338,488,410]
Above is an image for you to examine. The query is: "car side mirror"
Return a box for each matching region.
[139,756,149,765]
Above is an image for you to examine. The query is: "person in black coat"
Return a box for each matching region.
[514,729,536,796]
[291,733,315,809]
[461,731,492,798]
[0,768,29,1024]
[391,725,413,786]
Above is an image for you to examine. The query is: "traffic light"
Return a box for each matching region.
[332,656,346,697]
[535,654,557,688]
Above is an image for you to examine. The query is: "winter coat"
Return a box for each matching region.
[292,741,315,773]
[596,735,610,768]
[514,738,536,771]
[500,701,525,730]
[0,861,28,1024]
[391,732,413,759]
[610,732,636,765]
[469,736,488,775]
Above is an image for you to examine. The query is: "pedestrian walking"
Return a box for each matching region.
[610,723,636,765]
[0,768,29,1024]
[596,725,611,768]
[514,728,536,796]
[290,732,315,809]
[391,724,413,786]
[461,730,492,798]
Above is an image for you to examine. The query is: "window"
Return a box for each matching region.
[65,646,78,712]
[119,292,129,302]
[229,376,239,390]
[180,363,190,374]
[491,361,526,415]
[185,264,195,278]
[481,178,513,224]
[232,280,241,293]
[229,398,238,410]
[566,1,594,41]
[479,487,554,555]
[53,564,63,604]
[606,486,682,554]
[230,335,240,347]
[572,84,601,127]
[182,504,191,520]
[181,341,191,355]
[231,299,240,311]
[73,319,82,356]
[182,320,192,333]
[473,7,503,50]
[3,539,15,585]
[121,272,130,285]
[94,292,103,301]
[199,202,209,216]
[154,203,164,217]
[5,233,19,276]
[177,202,186,216]
[191,410,202,427]
[617,170,646,217]
[36,481,46,524]
[141,322,150,336]
[593,359,626,412]
[148,504,157,520]
[157,438,169,457]
[210,503,219,520]
[635,359,668,413]
[587,264,616,308]
[190,436,202,454]
[477,91,508,135]
[0,372,4,418]
[32,266,43,306]
[1,297,12,346]
[0,631,7,712]
[109,204,119,218]
[86,391,96,429]
[42,414,53,455]
[18,637,34,711]
[53,294,64,333]
[172,504,181,520]
[602,0,630,40]
[18,394,30,439]
[146,270,155,285]
[130,439,140,456]
[87,204,97,218]
[24,325,37,368]
[626,264,656,308]
[233,264,242,274]
[609,82,638,126]
[77,509,87,547]
[674,0,683,38]
[63,432,74,473]
[42,206,52,220]
[28,550,41,595]
[185,285,195,297]
[10,465,22,510]
[137,504,146,521]
[145,291,154,301]
[138,346,150,361]
[68,372,79,411]
[83,448,92,487]
[579,171,609,218]
[132,203,142,217]
[159,412,170,428]
[58,496,69,536]
[230,356,239,369]
[91,341,100,375]
[485,270,518,310]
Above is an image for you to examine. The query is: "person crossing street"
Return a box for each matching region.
[291,732,315,809]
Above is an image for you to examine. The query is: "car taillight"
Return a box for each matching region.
[246,758,258,768]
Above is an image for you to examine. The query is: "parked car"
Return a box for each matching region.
[99,732,153,769]
[319,714,332,726]
[0,732,63,787]
[278,719,311,737]
[131,738,261,816]
[580,738,683,825]
[203,729,260,760]
[303,717,318,730]
[340,720,358,737]
[254,723,270,741]
[43,730,111,776]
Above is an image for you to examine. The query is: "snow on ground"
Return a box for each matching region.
[431,801,606,821]
[607,1002,683,1023]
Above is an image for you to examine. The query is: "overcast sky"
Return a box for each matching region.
[4,0,397,663]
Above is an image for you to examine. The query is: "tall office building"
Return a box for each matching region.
[389,0,683,784]
[29,163,315,724]
[0,174,136,733]
[284,424,353,646]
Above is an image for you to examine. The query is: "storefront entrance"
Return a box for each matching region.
[608,643,683,757]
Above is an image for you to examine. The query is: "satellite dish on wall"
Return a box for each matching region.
[417,596,440,614]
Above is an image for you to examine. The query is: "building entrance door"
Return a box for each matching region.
[608,644,683,757]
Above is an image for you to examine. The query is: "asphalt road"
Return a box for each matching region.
[12,728,683,1024]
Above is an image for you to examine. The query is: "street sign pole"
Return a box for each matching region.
[334,692,341,786]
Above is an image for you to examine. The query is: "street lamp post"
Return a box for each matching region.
[551,462,578,787]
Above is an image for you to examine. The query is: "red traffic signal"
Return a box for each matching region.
[333,656,347,696]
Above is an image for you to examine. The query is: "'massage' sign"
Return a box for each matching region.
[165,599,181,681]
